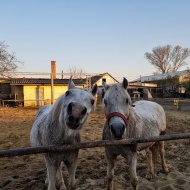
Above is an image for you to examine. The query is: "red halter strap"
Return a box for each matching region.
[106,112,130,127]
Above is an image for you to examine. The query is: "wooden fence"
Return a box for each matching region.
[1,132,190,158]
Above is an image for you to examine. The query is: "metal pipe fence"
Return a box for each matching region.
[131,98,190,111]
[152,98,190,111]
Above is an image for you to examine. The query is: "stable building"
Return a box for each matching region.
[0,72,119,107]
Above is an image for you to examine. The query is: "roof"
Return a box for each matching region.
[132,70,189,82]
[3,72,119,86]
[10,78,85,85]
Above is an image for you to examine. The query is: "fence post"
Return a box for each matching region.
[177,99,180,111]
[51,74,54,104]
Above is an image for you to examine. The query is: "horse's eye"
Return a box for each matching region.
[91,99,95,105]
[126,99,128,104]
[65,91,70,97]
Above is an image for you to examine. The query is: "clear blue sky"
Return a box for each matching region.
[1,0,190,82]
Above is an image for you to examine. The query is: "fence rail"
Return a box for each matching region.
[149,98,190,111]
[2,98,190,111]
[1,132,190,158]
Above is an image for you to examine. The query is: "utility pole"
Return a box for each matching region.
[86,75,91,90]
[51,61,55,104]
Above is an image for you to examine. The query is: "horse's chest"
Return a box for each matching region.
[106,145,129,156]
[46,150,79,163]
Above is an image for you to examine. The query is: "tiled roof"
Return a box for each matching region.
[11,78,86,85]
[91,74,104,84]
[9,72,119,85]
[91,72,119,84]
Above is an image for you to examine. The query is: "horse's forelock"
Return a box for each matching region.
[102,83,134,118]
[107,84,130,98]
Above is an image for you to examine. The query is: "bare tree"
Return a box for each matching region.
[145,45,190,74]
[0,41,22,77]
[67,66,86,79]
[170,46,190,72]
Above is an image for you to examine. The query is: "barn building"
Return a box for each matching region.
[0,72,119,107]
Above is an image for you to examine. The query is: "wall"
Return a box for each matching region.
[95,74,118,86]
[179,73,190,83]
[23,85,83,107]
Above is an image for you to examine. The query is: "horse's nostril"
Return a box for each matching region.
[68,102,73,114]
[122,124,125,133]
[110,124,114,134]
[81,107,87,115]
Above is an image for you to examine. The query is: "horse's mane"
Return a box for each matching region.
[49,94,65,124]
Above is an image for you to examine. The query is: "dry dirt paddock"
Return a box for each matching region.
[0,103,190,190]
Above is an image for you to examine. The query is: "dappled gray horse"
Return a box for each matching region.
[30,77,97,190]
[102,78,168,190]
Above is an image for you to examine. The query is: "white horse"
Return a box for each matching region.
[102,77,169,190]
[30,77,97,190]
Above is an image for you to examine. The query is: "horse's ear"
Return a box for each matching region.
[103,81,110,91]
[122,77,128,89]
[91,84,98,97]
[68,76,75,89]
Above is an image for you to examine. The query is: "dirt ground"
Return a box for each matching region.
[0,103,190,190]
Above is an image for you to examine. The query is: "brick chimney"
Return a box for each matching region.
[51,61,56,79]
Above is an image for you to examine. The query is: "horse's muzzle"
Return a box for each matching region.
[66,102,87,130]
[66,121,80,130]
[66,115,81,129]
[110,122,125,140]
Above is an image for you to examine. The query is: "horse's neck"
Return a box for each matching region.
[49,95,66,125]
[127,107,142,137]
[129,107,139,125]
[46,103,80,143]
[45,101,64,134]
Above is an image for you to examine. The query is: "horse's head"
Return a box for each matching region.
[60,77,97,130]
[103,78,132,140]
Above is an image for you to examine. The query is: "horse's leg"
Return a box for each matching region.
[56,162,66,190]
[158,141,169,173]
[45,167,48,185]
[64,152,78,190]
[145,147,155,179]
[93,100,96,112]
[124,145,138,190]
[93,95,97,112]
[105,148,117,190]
[45,157,59,190]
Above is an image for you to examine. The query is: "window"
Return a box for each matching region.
[102,78,106,85]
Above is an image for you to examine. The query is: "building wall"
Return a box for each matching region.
[179,73,190,83]
[23,85,69,106]
[23,85,83,106]
[96,74,118,86]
